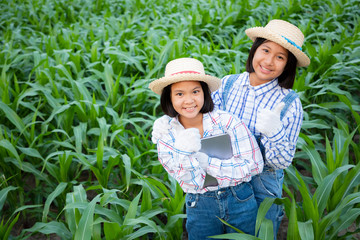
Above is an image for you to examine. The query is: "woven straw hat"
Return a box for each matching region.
[245,19,310,67]
[149,58,221,95]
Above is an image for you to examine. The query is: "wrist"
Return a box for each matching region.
[264,125,286,141]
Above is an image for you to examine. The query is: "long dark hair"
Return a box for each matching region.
[160,81,214,117]
[246,37,298,89]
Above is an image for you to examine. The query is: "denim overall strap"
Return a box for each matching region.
[222,74,240,111]
[280,90,298,121]
[255,90,299,160]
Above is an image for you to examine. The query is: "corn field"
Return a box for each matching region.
[0,0,359,239]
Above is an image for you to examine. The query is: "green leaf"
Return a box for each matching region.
[314,165,353,216]
[23,221,72,240]
[325,136,335,173]
[320,192,360,235]
[258,218,274,240]
[123,191,141,226]
[209,233,259,239]
[140,184,152,213]
[122,154,132,191]
[287,197,300,240]
[303,145,328,185]
[328,208,360,239]
[0,102,28,139]
[298,220,314,240]
[104,222,122,240]
[3,212,20,240]
[42,182,67,222]
[216,217,243,233]
[255,197,275,235]
[0,186,17,211]
[0,139,21,163]
[330,161,360,210]
[296,170,318,224]
[74,194,101,240]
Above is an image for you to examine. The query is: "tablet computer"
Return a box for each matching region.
[199,133,233,159]
[199,133,233,187]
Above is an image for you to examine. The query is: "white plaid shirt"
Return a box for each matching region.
[156,110,263,194]
[212,72,303,169]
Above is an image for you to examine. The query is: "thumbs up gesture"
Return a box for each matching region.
[256,102,285,137]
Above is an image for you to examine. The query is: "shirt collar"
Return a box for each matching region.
[243,72,279,95]
[253,78,279,95]
[170,113,214,137]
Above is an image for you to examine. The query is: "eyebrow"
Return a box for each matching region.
[173,86,202,92]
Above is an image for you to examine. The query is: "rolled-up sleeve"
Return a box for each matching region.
[157,137,206,193]
[261,98,303,169]
[206,113,264,187]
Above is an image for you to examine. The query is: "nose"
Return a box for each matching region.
[264,55,274,66]
[184,95,195,104]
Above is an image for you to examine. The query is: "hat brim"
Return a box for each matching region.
[149,73,221,95]
[245,27,310,67]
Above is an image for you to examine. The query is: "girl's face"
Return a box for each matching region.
[250,40,288,86]
[171,81,204,125]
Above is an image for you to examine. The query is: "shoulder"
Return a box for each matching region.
[221,72,248,85]
[278,89,303,118]
[208,109,244,128]
[156,115,182,144]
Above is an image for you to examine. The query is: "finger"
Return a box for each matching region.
[273,102,285,114]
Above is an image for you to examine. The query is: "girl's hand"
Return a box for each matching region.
[151,115,171,144]
[194,152,209,170]
[174,128,201,152]
[256,102,285,137]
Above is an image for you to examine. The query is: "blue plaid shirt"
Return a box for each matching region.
[211,72,303,169]
[156,110,263,194]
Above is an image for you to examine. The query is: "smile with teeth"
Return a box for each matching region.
[260,65,272,72]
[184,106,196,112]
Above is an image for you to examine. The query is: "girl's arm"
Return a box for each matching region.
[156,129,206,194]
[204,113,264,187]
[259,99,303,169]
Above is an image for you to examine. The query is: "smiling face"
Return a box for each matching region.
[249,40,288,86]
[170,81,204,126]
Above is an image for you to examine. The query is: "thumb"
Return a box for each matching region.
[273,102,285,115]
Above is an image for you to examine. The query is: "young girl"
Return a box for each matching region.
[149,57,263,239]
[211,19,310,238]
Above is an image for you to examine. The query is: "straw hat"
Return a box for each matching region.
[149,58,221,95]
[245,19,310,67]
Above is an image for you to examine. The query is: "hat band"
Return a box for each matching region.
[170,71,201,76]
[281,35,302,51]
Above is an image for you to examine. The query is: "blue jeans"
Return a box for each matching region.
[185,182,257,239]
[250,167,285,239]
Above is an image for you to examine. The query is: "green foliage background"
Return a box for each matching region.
[0,0,359,239]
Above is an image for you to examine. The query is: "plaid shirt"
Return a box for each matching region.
[211,72,303,169]
[156,110,263,194]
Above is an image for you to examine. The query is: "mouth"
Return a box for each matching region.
[183,106,197,112]
[260,65,272,73]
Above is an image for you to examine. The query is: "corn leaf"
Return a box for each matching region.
[74,194,101,240]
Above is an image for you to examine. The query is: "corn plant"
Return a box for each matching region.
[1,0,359,239]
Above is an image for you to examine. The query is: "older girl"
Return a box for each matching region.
[211,19,310,238]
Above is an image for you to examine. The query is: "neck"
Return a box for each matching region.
[249,72,261,86]
[179,113,204,137]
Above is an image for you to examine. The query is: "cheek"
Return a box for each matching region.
[198,95,205,107]
[252,52,261,67]
[278,61,287,73]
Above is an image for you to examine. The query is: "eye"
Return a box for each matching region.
[262,48,269,53]
[175,92,183,96]
[277,55,286,61]
[193,90,200,94]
